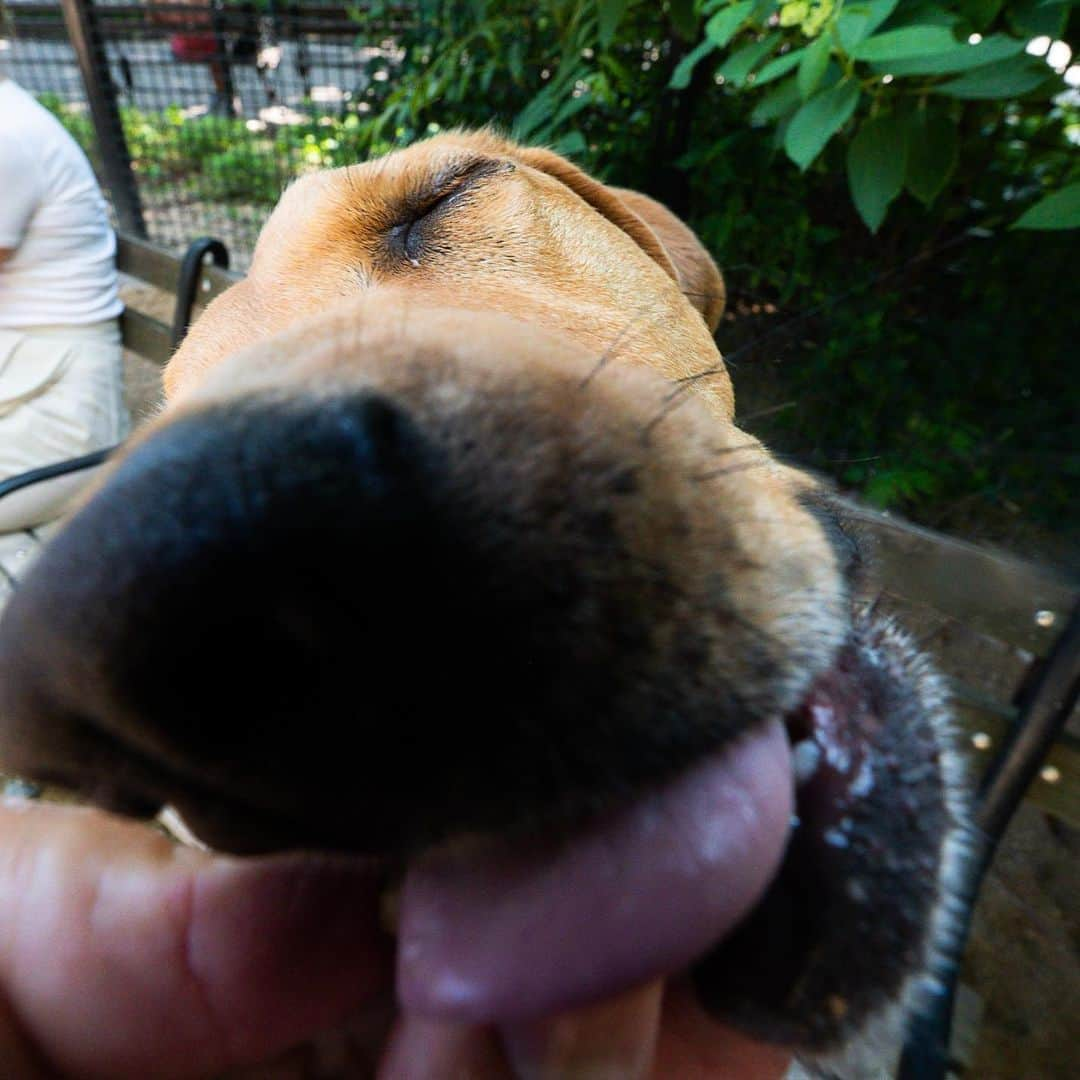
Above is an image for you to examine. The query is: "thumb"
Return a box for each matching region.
[0,799,392,1078]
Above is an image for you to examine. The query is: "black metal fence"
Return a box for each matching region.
[1,1,415,265]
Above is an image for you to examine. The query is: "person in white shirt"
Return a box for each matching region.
[0,73,129,595]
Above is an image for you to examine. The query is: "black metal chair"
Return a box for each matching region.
[897,600,1080,1078]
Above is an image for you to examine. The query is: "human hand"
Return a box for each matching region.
[0,799,791,1078]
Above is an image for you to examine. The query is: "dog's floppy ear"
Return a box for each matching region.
[515,147,724,333]
[611,187,725,334]
[515,147,680,282]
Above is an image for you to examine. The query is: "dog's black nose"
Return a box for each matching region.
[0,393,476,849]
[1,387,753,855]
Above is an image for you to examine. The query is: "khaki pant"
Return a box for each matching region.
[0,319,128,603]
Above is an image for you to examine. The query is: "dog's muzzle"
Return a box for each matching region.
[0,307,960,1052]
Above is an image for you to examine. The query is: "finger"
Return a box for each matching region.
[500,980,663,1079]
[378,1015,511,1079]
[0,800,392,1078]
[651,981,791,1080]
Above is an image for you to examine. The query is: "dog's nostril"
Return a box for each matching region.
[353,393,407,460]
[218,391,431,521]
[313,393,420,503]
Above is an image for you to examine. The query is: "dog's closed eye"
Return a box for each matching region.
[386,156,512,264]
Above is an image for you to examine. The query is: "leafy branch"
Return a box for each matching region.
[667,0,1077,231]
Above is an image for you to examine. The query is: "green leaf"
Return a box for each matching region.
[835,0,900,51]
[705,2,755,48]
[798,33,831,98]
[550,130,588,158]
[784,78,861,170]
[850,25,959,61]
[904,108,957,205]
[514,79,563,140]
[718,33,778,86]
[934,56,1056,98]
[1012,182,1080,230]
[868,34,1024,76]
[750,73,802,123]
[754,47,805,86]
[597,0,630,47]
[847,111,907,231]
[549,90,593,131]
[669,37,717,89]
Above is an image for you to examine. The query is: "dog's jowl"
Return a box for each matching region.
[0,132,965,1063]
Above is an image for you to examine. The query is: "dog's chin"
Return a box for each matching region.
[695,612,962,1052]
[131,609,958,1057]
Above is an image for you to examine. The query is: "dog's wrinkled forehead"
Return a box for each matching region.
[167,132,732,417]
[255,139,511,269]
[258,131,672,276]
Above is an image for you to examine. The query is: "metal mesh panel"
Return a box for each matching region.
[2,1,414,266]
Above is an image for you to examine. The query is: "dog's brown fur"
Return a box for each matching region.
[164,132,832,641]
[167,132,731,412]
[0,132,961,1066]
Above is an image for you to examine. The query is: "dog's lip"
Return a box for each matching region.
[392,628,920,1030]
[395,718,794,1024]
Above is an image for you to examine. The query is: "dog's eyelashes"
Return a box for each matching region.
[388,217,426,265]
[386,186,467,264]
[386,156,512,267]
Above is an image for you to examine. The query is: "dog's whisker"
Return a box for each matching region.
[702,441,764,459]
[820,454,882,465]
[679,288,727,303]
[670,365,727,389]
[580,303,666,391]
[858,589,887,624]
[689,459,773,483]
[639,385,697,445]
[641,358,741,442]
[735,400,797,424]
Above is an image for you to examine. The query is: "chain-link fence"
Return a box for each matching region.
[1,1,415,266]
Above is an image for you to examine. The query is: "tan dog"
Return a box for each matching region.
[0,132,963,1068]
[167,132,729,412]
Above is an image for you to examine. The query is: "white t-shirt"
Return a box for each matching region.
[0,79,123,328]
